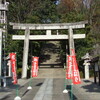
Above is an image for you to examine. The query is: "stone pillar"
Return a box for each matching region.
[68,27,75,55]
[22,28,30,78]
[83,60,90,79]
[0,29,2,76]
[82,53,91,79]
[0,29,2,86]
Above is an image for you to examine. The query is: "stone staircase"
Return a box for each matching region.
[39,41,63,68]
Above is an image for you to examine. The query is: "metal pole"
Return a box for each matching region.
[0,29,2,86]
[22,28,30,78]
[0,0,8,87]
[8,60,11,77]
[66,44,68,66]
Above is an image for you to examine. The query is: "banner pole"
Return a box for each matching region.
[27,71,32,90]
[70,82,73,100]
[14,87,21,100]
[14,53,21,100]
[64,68,66,89]
[70,55,73,100]
[16,86,19,96]
[63,63,68,94]
[64,78,66,89]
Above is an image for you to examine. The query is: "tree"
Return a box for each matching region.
[84,0,100,57]
[6,0,100,71]
[7,0,58,69]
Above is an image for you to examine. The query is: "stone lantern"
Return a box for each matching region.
[81,53,92,79]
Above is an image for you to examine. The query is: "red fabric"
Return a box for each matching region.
[31,57,39,77]
[9,53,17,84]
[71,49,81,84]
[66,55,72,79]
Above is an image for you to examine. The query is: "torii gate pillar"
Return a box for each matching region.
[0,29,2,79]
[68,27,75,55]
[22,28,30,78]
[10,21,87,79]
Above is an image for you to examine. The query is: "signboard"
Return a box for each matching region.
[66,55,72,79]
[31,57,39,77]
[9,53,17,84]
[71,49,81,84]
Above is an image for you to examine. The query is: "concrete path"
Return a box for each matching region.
[33,79,53,100]
[37,68,65,78]
[1,68,100,100]
[0,79,29,100]
[73,78,100,100]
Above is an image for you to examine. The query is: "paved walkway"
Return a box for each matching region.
[0,69,100,100]
[64,78,100,100]
[73,78,100,100]
[0,79,29,100]
[37,68,65,78]
[33,79,53,100]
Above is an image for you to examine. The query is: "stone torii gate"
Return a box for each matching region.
[10,21,88,78]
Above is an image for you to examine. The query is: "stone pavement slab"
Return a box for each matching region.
[0,79,29,100]
[1,67,100,100]
[72,78,100,100]
[37,68,65,78]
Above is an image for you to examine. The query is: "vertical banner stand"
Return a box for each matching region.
[63,78,68,93]
[14,53,21,100]
[27,60,32,90]
[14,85,21,100]
[15,83,19,97]
[63,73,68,93]
[63,55,70,94]
[27,56,39,90]
[27,76,32,90]
[70,81,73,100]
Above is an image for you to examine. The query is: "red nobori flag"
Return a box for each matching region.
[9,53,17,84]
[71,49,81,84]
[31,57,39,77]
[66,55,73,79]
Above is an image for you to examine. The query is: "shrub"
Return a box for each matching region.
[80,71,84,78]
[17,68,22,78]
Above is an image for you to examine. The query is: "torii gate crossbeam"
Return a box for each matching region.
[10,21,88,79]
[9,21,88,30]
[12,34,85,40]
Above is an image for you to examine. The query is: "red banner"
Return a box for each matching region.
[71,49,81,84]
[31,57,39,77]
[9,53,17,84]
[66,55,72,79]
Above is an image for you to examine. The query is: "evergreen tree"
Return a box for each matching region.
[5,0,100,75]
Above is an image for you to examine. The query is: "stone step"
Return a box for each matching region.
[39,63,63,68]
[40,41,62,68]
[36,68,65,78]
